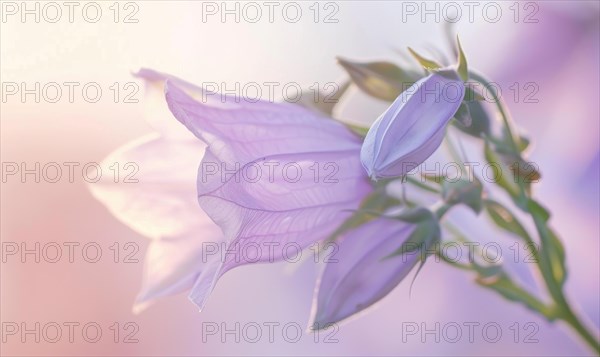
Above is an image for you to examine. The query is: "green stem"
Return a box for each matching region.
[440,222,553,318]
[405,176,441,194]
[470,71,521,151]
[432,201,452,220]
[559,302,600,354]
[532,210,600,354]
[473,73,600,354]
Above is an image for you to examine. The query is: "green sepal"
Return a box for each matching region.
[456,36,468,82]
[385,217,440,259]
[408,47,442,71]
[337,58,418,101]
[442,178,483,214]
[453,102,472,127]
[324,188,400,243]
[453,100,491,138]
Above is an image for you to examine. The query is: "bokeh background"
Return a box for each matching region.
[1,1,598,355]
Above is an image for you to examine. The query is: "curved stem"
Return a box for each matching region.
[470,71,521,151]
[559,302,600,354]
[472,72,600,354]
[441,221,554,318]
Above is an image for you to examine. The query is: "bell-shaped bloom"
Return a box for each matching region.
[309,217,423,329]
[92,69,371,312]
[165,77,372,309]
[89,69,226,313]
[360,70,465,179]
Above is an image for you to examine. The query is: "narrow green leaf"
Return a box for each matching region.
[547,227,567,286]
[408,47,441,71]
[484,199,530,241]
[476,272,555,320]
[529,200,566,287]
[527,199,550,223]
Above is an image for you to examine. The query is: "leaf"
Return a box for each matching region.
[456,36,468,81]
[408,47,442,71]
[442,178,483,214]
[529,200,566,287]
[325,190,400,243]
[393,207,436,224]
[484,199,530,241]
[528,199,550,222]
[337,58,418,101]
[385,219,440,259]
[476,272,555,320]
[547,228,567,286]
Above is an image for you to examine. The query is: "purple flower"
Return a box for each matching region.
[89,70,226,312]
[360,70,465,179]
[310,217,426,329]
[164,77,372,309]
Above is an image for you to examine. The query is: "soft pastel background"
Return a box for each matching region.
[1,1,598,356]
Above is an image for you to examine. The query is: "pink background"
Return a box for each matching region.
[1,1,598,355]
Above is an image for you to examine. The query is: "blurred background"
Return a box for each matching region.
[1,1,598,355]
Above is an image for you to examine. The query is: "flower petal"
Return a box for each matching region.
[164,81,372,309]
[90,133,227,311]
[134,225,223,313]
[89,134,207,240]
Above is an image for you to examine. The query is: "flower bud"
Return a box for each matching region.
[360,70,465,179]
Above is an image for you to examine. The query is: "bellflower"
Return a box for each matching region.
[92,69,372,311]
[89,70,225,312]
[164,77,371,310]
[360,70,465,179]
